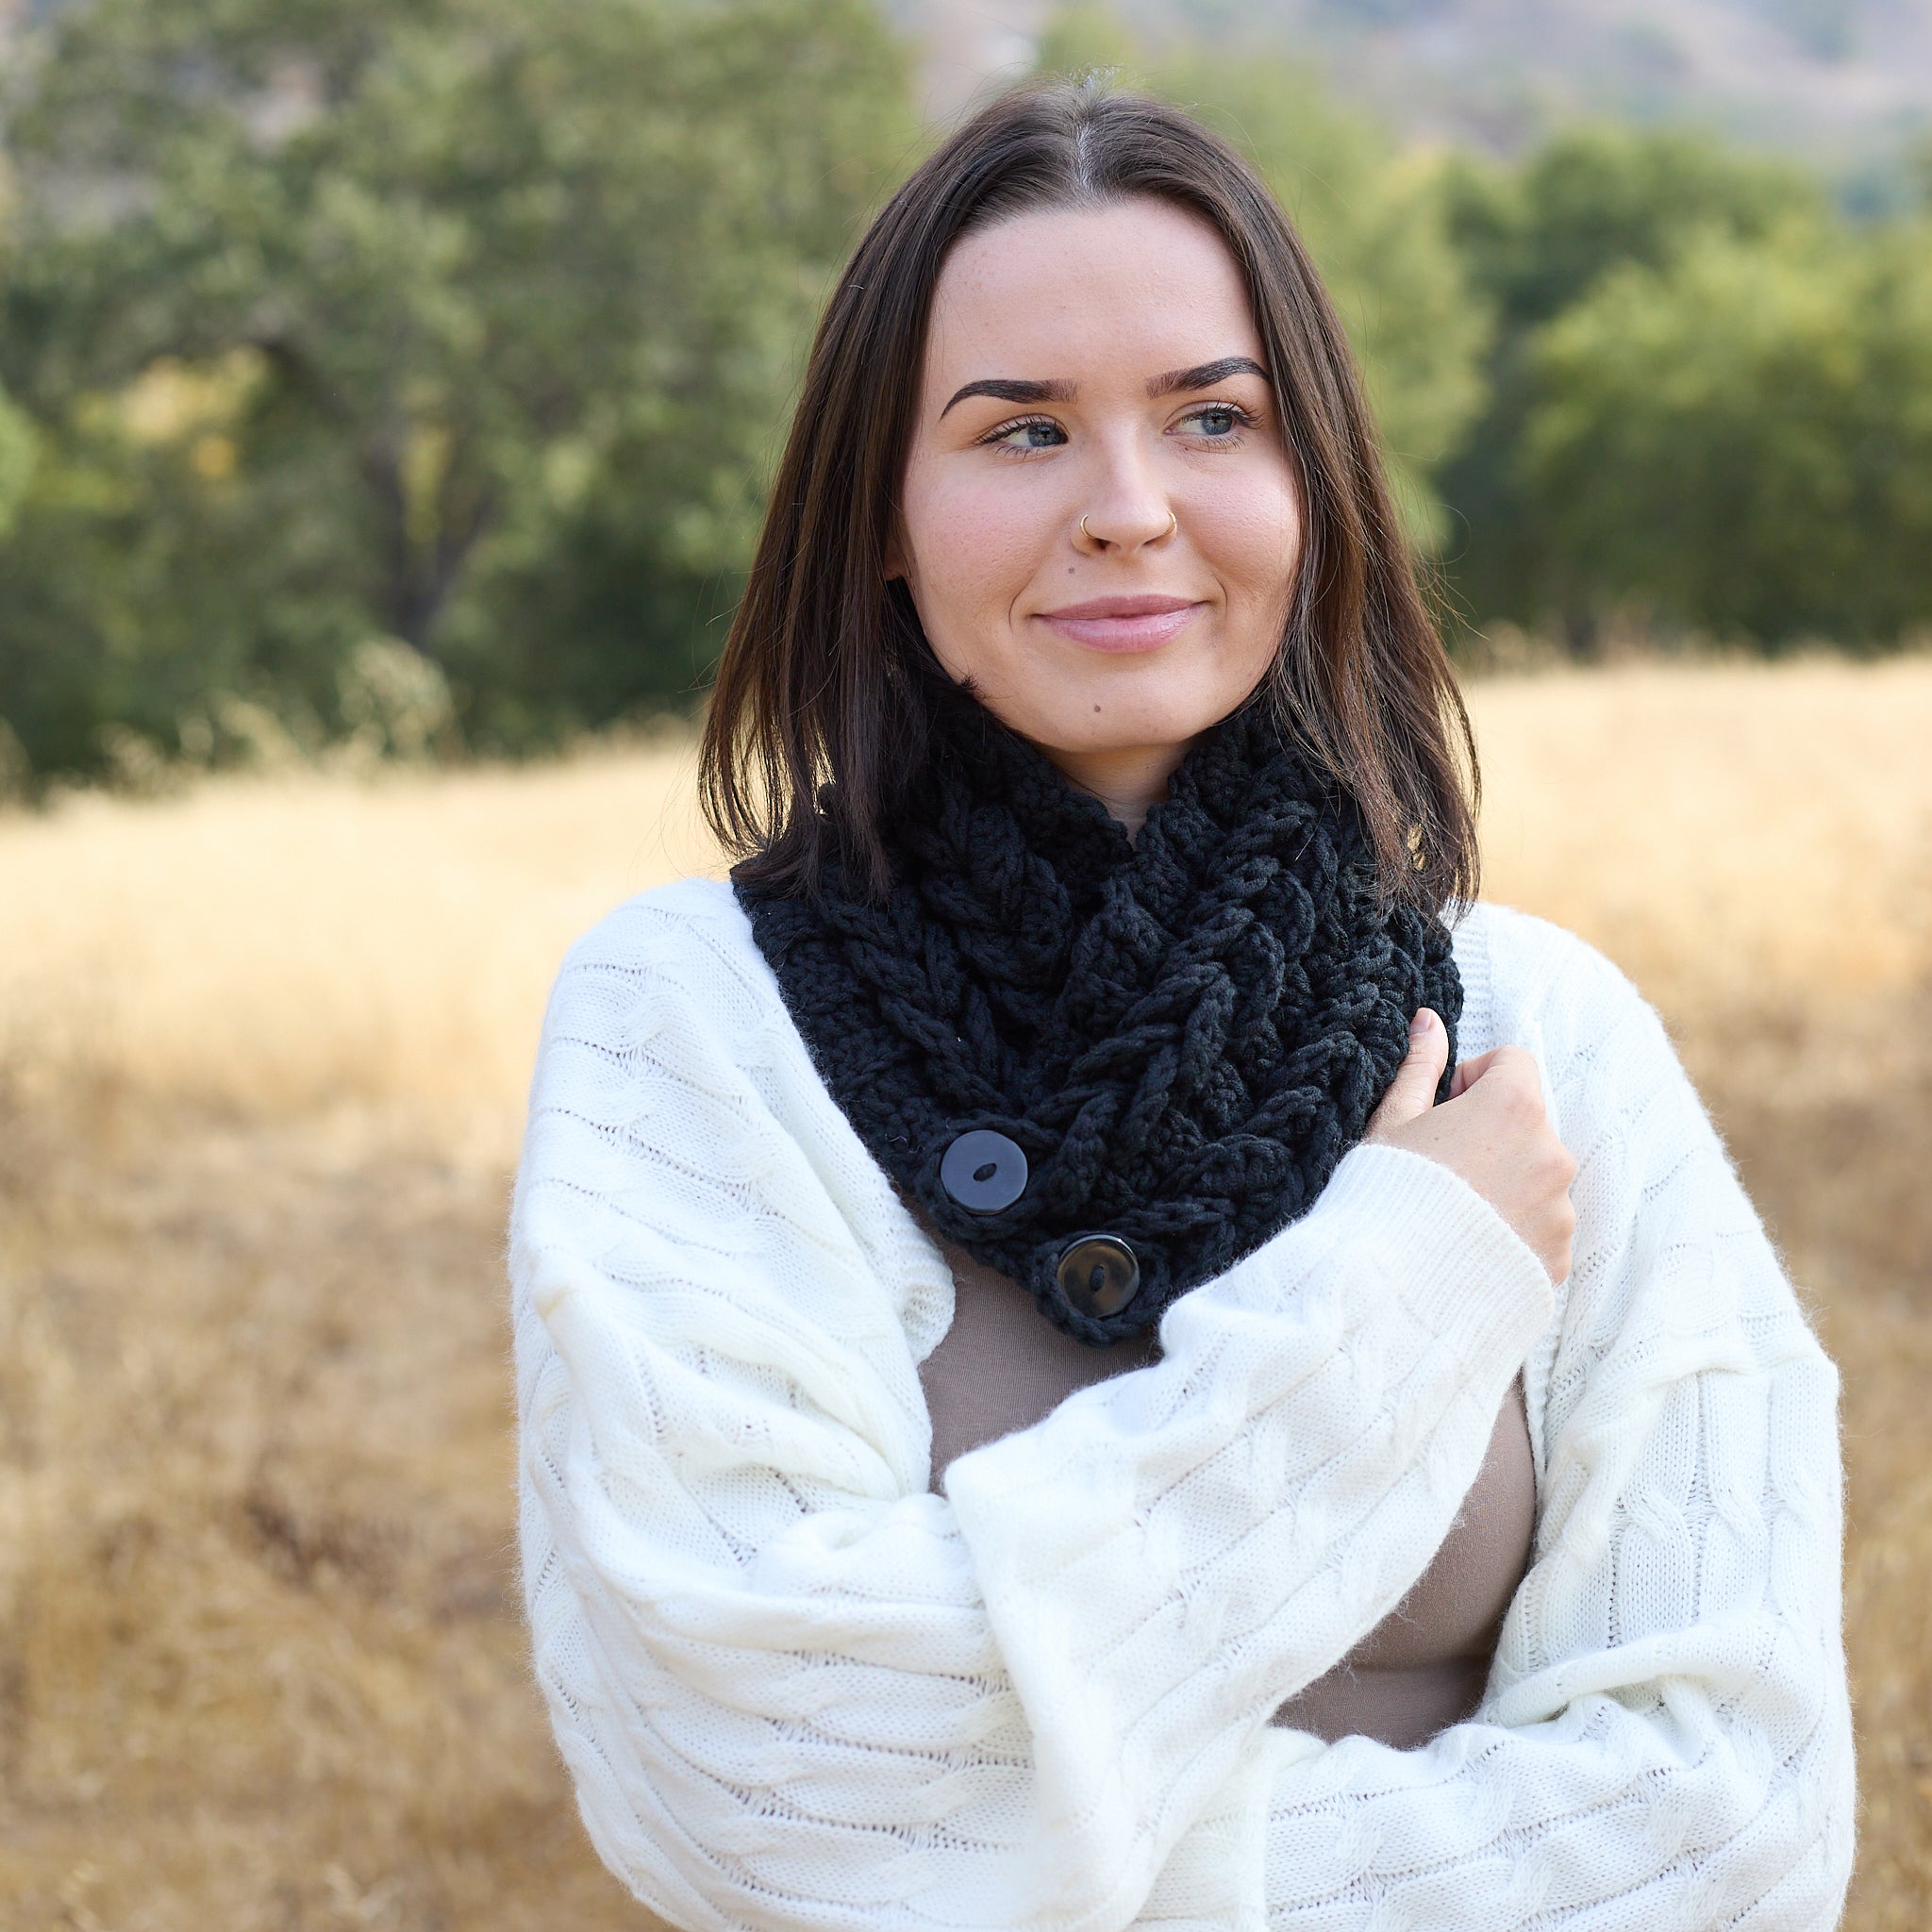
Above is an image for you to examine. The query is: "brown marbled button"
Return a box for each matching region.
[1055,1234,1140,1319]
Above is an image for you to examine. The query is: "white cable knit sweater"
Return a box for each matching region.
[511,876,1854,1932]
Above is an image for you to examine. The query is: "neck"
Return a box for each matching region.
[1042,740,1193,840]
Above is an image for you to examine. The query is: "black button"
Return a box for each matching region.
[940,1129,1028,1214]
[1055,1234,1140,1319]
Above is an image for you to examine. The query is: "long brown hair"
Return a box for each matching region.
[701,77,1479,910]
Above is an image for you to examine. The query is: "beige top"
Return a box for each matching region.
[922,1239,1536,1750]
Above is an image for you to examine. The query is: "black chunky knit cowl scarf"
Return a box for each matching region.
[737,686,1461,1346]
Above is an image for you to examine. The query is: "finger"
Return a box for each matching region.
[1366,1008,1451,1139]
[1460,1046,1546,1125]
[1450,1046,1507,1091]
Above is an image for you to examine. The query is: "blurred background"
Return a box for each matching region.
[0,0,1926,1925]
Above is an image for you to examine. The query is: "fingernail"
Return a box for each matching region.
[1410,1008,1435,1039]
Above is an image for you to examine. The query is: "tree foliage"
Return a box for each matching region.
[1435,125,1932,647]
[1,0,1928,784]
[1523,220,1932,644]
[1434,125,1826,641]
[0,0,912,773]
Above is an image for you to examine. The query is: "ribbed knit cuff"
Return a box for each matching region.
[1303,1141,1557,1371]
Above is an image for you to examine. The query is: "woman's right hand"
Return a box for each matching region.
[1365,1008,1577,1283]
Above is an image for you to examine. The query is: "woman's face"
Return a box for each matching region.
[893,195,1301,810]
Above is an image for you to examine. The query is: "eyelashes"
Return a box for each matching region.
[1176,402,1258,440]
[981,414,1067,453]
[977,401,1261,456]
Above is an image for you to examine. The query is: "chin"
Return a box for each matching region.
[1017,712,1195,762]
[967,646,1264,758]
[1048,682,1252,749]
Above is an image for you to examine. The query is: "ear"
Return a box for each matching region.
[882,525,907,583]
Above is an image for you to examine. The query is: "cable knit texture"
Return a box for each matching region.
[737,690,1460,1343]
[512,879,1854,1932]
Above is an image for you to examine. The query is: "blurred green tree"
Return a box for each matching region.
[1522,218,1932,644]
[1434,125,1823,642]
[0,0,913,774]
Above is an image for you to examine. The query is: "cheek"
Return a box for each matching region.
[899,459,1052,641]
[1193,467,1302,620]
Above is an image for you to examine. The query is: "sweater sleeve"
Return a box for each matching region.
[1134,921,1854,1931]
[511,893,1554,1932]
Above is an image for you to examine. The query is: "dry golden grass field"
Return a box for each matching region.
[2,658,1929,1930]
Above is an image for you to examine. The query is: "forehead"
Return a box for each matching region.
[924,197,1262,389]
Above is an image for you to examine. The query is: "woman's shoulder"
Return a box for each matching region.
[1449,900,1757,1301]
[521,873,951,1353]
[541,874,781,1046]
[557,872,757,974]
[1452,901,1653,1055]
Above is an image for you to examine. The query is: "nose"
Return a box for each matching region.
[1074,419,1180,554]
[1078,505,1178,551]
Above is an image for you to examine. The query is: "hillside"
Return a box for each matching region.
[900,0,1932,158]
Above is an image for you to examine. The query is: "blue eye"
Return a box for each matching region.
[989,416,1067,451]
[1189,405,1244,438]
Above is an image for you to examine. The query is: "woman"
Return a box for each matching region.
[511,82,1852,1930]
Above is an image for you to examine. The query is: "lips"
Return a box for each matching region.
[1037,594,1205,652]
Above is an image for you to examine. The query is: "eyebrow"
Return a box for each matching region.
[939,356,1269,417]
[1149,355,1269,396]
[939,375,1076,416]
